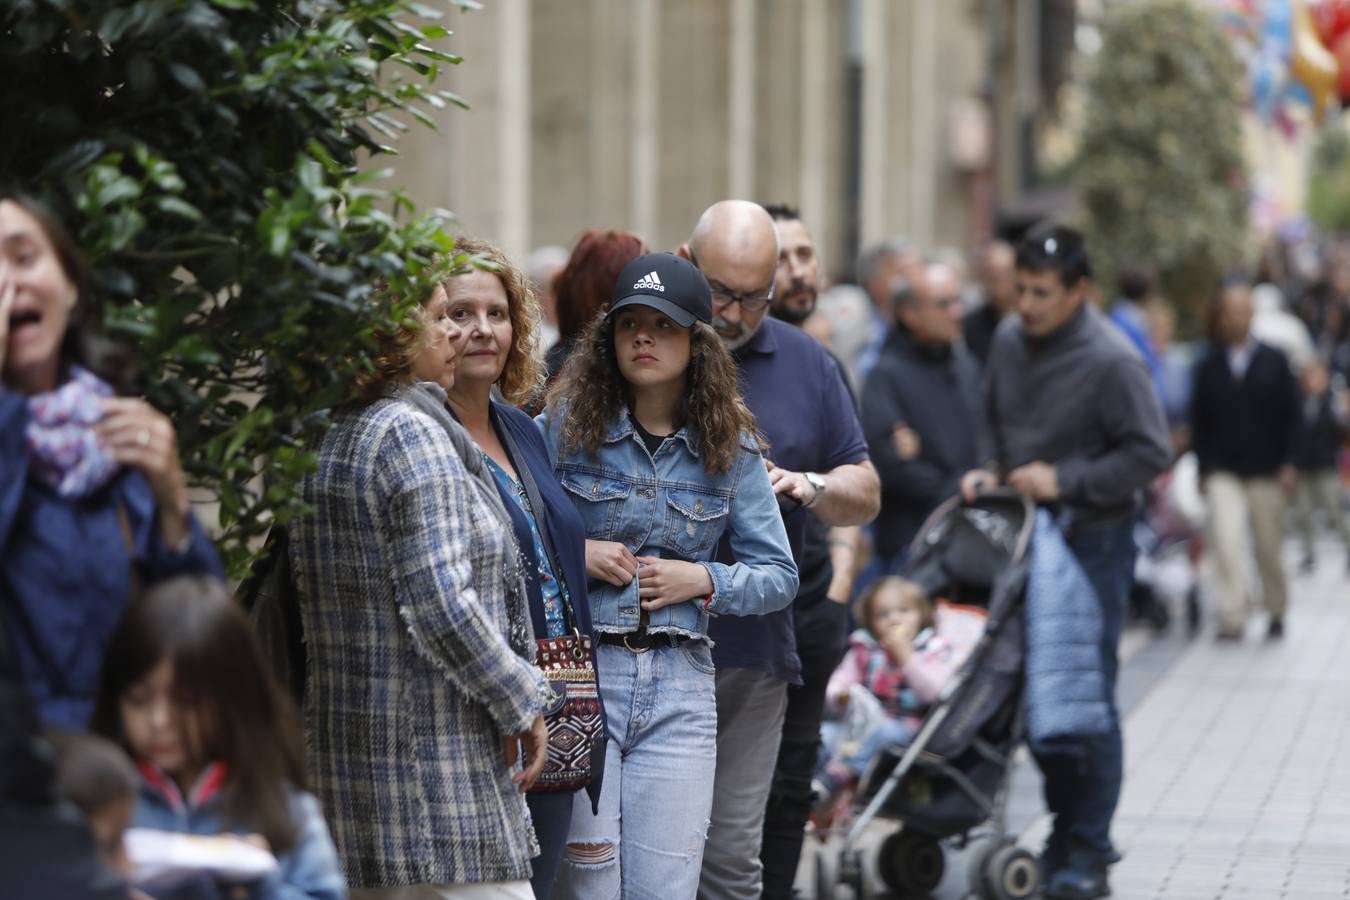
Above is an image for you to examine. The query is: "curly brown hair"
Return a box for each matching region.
[350,281,437,404]
[545,313,763,474]
[451,236,547,407]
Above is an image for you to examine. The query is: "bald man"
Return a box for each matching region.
[680,201,879,900]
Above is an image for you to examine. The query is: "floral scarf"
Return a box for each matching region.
[25,365,118,498]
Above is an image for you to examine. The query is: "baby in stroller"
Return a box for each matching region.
[815,576,982,817]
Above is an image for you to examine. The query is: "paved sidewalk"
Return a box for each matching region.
[1103,544,1350,900]
[802,539,1350,898]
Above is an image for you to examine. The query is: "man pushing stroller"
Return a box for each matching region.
[960,226,1171,899]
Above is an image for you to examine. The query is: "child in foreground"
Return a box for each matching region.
[92,575,346,900]
[52,730,151,899]
[816,577,982,803]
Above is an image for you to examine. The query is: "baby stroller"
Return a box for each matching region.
[1131,454,1205,634]
[815,490,1037,900]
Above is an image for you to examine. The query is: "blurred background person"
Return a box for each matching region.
[92,576,346,900]
[1109,266,1166,400]
[862,262,981,574]
[1290,358,1350,575]
[852,239,916,386]
[525,245,569,353]
[0,191,221,732]
[545,229,647,382]
[1190,281,1300,642]
[963,239,1017,367]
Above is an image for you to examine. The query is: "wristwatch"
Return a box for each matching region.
[803,471,827,509]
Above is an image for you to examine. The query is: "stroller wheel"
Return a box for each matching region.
[970,840,1039,900]
[815,847,839,899]
[840,847,868,898]
[877,830,945,895]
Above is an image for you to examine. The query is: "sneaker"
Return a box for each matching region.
[1267,617,1284,640]
[1299,554,1316,575]
[1215,628,1243,643]
[1044,865,1111,899]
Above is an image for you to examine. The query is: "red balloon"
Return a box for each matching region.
[1336,29,1350,103]
[1314,0,1350,47]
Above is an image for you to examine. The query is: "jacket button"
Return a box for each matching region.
[592,480,599,495]
[695,501,704,514]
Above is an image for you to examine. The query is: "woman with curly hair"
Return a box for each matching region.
[290,271,552,898]
[538,252,798,900]
[441,237,597,900]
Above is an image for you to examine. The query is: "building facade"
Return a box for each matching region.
[395,1,1061,273]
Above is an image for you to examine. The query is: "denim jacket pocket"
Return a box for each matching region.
[560,469,631,537]
[661,487,731,559]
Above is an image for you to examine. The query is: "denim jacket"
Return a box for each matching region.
[132,762,347,900]
[536,407,799,639]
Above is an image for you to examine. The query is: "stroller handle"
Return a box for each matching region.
[905,487,1038,567]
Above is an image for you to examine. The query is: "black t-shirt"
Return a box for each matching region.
[630,413,670,457]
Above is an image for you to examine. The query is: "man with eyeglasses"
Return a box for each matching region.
[678,200,880,900]
[961,224,1169,900]
[861,261,982,574]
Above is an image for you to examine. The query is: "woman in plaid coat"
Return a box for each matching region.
[290,279,553,898]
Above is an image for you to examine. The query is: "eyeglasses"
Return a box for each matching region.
[689,250,776,313]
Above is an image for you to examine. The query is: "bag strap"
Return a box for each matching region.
[497,419,577,634]
[114,499,142,602]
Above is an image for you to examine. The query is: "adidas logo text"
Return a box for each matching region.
[634,271,665,292]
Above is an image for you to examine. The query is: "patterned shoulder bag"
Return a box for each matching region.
[498,425,605,794]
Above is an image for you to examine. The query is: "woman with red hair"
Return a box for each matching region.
[545,229,648,381]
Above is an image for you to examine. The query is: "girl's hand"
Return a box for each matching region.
[586,540,640,587]
[95,397,191,548]
[881,621,918,666]
[636,557,714,611]
[0,260,13,376]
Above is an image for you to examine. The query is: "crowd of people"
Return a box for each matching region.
[2,179,1347,900]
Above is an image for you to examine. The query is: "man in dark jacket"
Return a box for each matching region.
[1290,359,1350,572]
[963,239,1017,366]
[1191,282,1301,640]
[863,261,982,568]
[961,224,1170,900]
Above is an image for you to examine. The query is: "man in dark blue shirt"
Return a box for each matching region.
[680,200,879,900]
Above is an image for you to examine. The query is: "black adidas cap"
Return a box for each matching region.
[609,252,712,328]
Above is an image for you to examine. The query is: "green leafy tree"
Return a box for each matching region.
[1307,124,1350,233]
[1077,0,1248,331]
[2,0,477,576]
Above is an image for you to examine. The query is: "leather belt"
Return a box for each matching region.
[596,631,696,653]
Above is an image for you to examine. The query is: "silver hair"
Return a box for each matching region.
[855,238,911,286]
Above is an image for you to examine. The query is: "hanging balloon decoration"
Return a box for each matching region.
[1311,0,1350,48]
[1224,0,1348,133]
[1291,0,1340,119]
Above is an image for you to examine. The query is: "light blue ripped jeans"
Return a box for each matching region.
[553,639,718,900]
